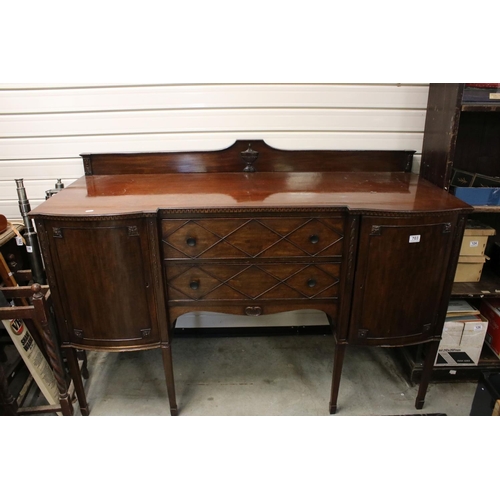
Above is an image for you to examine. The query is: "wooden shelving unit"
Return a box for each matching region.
[472,206,500,214]
[396,343,500,384]
[452,264,500,298]
[461,105,500,112]
[399,83,500,382]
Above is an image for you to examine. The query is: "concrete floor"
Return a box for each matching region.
[75,333,477,416]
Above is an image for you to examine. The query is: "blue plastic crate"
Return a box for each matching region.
[454,187,500,206]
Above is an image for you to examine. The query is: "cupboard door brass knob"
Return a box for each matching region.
[186,237,197,247]
[245,306,262,316]
[309,234,319,244]
[189,280,200,290]
[307,278,317,288]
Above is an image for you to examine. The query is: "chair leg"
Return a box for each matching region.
[329,340,347,414]
[0,362,18,415]
[65,347,90,416]
[415,340,440,410]
[31,285,73,416]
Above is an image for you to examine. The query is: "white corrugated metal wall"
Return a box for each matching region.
[0,83,429,327]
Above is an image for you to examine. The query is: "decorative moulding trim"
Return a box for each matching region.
[348,209,471,217]
[33,213,157,221]
[34,208,472,222]
[159,207,348,215]
[160,208,470,217]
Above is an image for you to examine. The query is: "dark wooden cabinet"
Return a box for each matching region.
[36,216,165,351]
[30,140,471,415]
[349,214,459,346]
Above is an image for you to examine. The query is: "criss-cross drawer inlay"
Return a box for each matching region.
[161,217,344,260]
[165,262,341,302]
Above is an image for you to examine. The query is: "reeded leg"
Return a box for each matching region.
[161,343,178,416]
[415,340,440,410]
[329,340,347,414]
[65,347,90,416]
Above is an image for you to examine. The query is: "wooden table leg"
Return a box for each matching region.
[161,343,178,416]
[77,350,90,379]
[329,340,347,415]
[415,340,440,410]
[65,347,90,416]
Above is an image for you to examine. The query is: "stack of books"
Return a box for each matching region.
[445,300,482,322]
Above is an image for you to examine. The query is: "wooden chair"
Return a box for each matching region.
[0,283,77,415]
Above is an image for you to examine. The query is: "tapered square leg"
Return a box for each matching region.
[161,343,178,416]
[65,347,90,416]
[329,340,347,415]
[77,350,90,379]
[415,340,440,410]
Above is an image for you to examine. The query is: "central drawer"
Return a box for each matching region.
[165,262,340,302]
[161,217,344,260]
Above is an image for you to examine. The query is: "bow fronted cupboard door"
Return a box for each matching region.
[36,216,166,351]
[348,213,461,347]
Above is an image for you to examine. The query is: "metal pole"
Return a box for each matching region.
[14,179,45,285]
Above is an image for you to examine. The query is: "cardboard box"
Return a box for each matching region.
[435,312,488,367]
[454,221,496,282]
[441,321,463,346]
[454,255,487,282]
[459,221,496,257]
[479,299,500,359]
[461,317,490,347]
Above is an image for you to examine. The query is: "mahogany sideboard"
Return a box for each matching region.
[29,140,472,415]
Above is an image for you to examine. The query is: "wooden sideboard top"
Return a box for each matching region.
[30,142,471,218]
[30,171,471,217]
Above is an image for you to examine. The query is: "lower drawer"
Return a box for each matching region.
[165,262,340,301]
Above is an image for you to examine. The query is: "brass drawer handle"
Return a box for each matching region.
[309,234,319,244]
[245,306,262,316]
[186,237,197,247]
[189,280,200,290]
[307,278,317,288]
